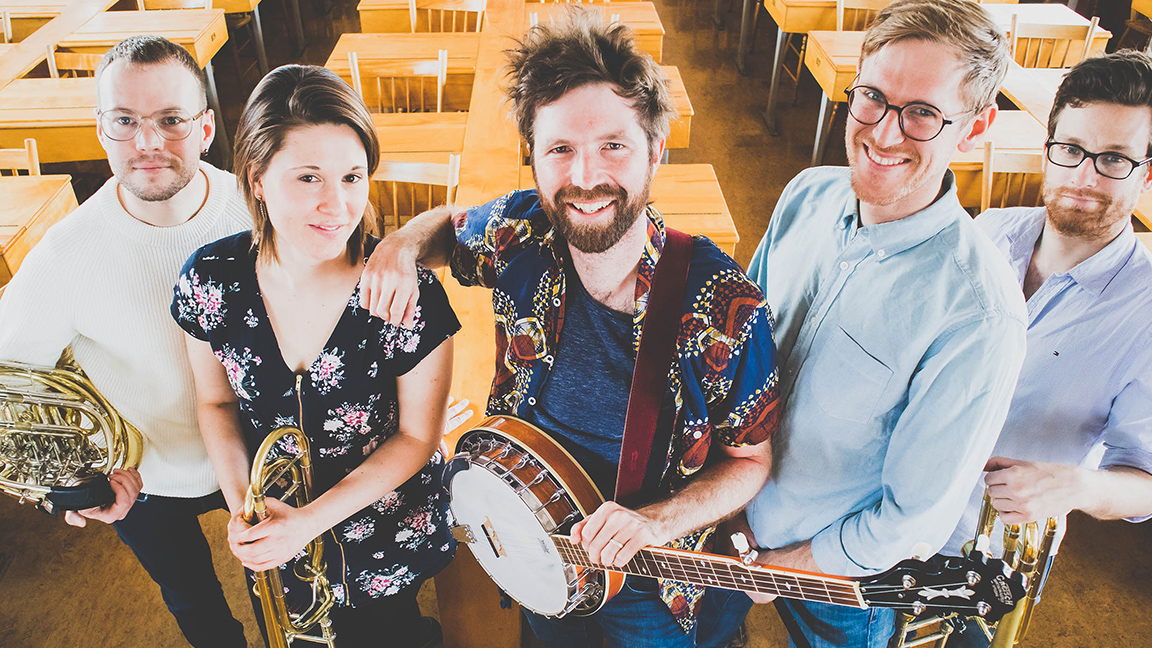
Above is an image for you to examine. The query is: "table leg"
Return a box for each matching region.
[735,0,757,75]
[713,0,728,29]
[811,93,829,167]
[288,0,306,57]
[760,27,788,136]
[205,61,232,170]
[251,6,270,76]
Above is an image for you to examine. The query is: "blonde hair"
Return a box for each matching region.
[234,65,380,265]
[861,0,1009,113]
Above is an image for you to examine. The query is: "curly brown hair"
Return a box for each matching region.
[505,7,677,156]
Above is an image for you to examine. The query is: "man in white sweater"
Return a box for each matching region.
[0,37,252,647]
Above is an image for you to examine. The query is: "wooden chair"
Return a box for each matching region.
[348,50,448,113]
[980,141,1044,214]
[1009,14,1099,69]
[409,0,486,33]
[372,154,460,234]
[835,0,888,32]
[1117,10,1152,54]
[46,46,102,78]
[0,139,41,176]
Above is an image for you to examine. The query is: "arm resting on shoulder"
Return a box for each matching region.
[361,205,463,325]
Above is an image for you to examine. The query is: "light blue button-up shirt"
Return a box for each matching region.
[744,167,1027,576]
[943,206,1152,556]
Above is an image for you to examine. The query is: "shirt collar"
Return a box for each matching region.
[1002,207,1137,297]
[1066,223,1137,296]
[836,170,963,259]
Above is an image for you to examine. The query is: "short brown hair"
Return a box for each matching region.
[1049,51,1152,157]
[95,35,207,110]
[861,0,1009,113]
[505,7,676,154]
[233,65,380,265]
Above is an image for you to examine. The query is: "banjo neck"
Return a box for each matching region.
[550,535,868,609]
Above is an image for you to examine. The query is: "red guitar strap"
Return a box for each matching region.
[614,228,693,507]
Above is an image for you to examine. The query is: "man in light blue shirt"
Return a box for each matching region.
[941,50,1152,648]
[703,2,1026,647]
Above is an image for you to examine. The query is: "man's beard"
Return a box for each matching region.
[115,153,199,202]
[535,167,653,254]
[1041,179,1129,239]
[847,131,930,208]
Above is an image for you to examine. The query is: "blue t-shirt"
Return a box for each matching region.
[524,265,634,498]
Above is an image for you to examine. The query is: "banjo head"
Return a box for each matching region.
[447,421,612,618]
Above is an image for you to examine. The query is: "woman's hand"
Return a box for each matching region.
[227,498,322,571]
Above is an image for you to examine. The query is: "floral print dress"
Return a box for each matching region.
[171,231,460,609]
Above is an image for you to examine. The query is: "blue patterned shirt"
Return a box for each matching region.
[450,189,780,629]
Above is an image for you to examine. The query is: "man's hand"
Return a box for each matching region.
[570,501,667,568]
[228,498,321,571]
[360,232,422,327]
[63,467,143,527]
[984,456,1085,525]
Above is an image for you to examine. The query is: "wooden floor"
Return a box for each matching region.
[2,0,1150,646]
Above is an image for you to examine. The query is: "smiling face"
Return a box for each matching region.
[97,60,212,202]
[252,124,370,264]
[530,82,662,254]
[846,38,991,222]
[1042,102,1152,240]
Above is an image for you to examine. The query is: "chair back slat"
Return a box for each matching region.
[372,154,460,233]
[980,141,1044,213]
[835,0,889,31]
[0,138,40,176]
[349,50,448,113]
[1010,14,1099,69]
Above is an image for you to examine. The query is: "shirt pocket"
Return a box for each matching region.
[810,326,893,424]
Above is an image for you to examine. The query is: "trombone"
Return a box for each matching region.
[893,491,1059,648]
[244,426,338,647]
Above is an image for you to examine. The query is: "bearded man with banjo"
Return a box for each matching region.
[362,10,780,647]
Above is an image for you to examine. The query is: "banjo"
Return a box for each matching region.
[444,416,1027,622]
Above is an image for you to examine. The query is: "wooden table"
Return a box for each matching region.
[0,77,102,163]
[802,28,861,166]
[526,2,664,61]
[58,9,232,164]
[0,0,70,41]
[374,111,467,159]
[328,31,692,148]
[0,174,77,286]
[1000,62,1068,124]
[1136,192,1152,230]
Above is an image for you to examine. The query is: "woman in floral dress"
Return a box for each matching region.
[171,65,458,648]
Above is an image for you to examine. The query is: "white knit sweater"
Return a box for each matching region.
[0,162,252,497]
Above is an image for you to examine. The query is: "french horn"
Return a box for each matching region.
[893,491,1059,648]
[244,426,337,647]
[0,350,143,514]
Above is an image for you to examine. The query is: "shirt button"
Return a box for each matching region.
[553,297,562,307]
[544,355,554,364]
[693,431,703,439]
[877,249,886,259]
[528,397,537,406]
[839,261,849,271]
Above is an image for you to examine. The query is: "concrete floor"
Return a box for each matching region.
[3,0,1150,646]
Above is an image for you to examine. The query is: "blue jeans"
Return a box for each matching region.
[524,577,704,648]
[112,491,246,648]
[777,598,896,648]
[697,589,754,648]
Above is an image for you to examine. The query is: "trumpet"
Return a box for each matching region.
[893,491,1059,648]
[244,426,337,647]
[0,351,142,514]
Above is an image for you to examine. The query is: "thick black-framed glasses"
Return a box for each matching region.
[844,85,970,142]
[96,108,207,142]
[1044,141,1152,180]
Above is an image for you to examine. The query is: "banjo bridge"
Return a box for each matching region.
[482,518,508,557]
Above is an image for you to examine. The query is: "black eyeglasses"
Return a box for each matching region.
[844,86,971,142]
[1044,141,1152,180]
[97,108,207,142]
